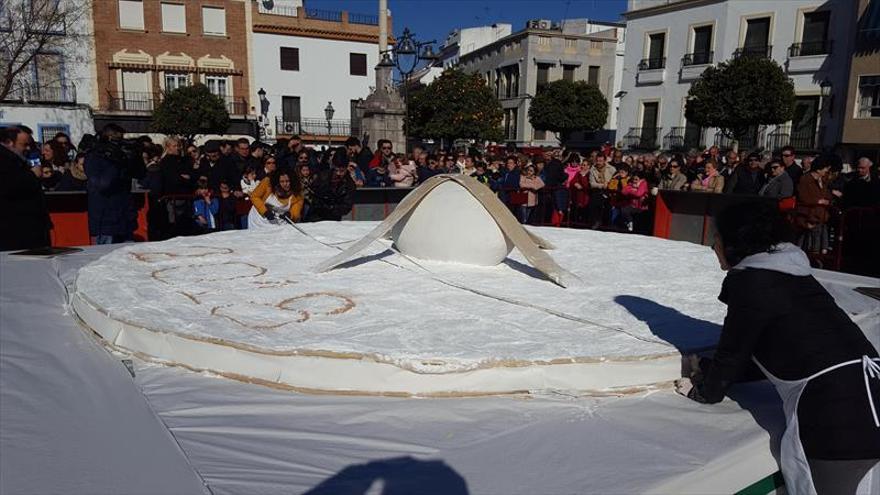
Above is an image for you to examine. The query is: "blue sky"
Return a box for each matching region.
[306,0,629,46]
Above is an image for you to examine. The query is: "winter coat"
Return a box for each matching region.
[193,197,220,229]
[366,168,393,188]
[200,156,241,192]
[249,177,304,222]
[693,245,880,460]
[620,179,649,211]
[389,162,418,188]
[843,174,880,208]
[568,172,591,208]
[659,172,687,191]
[0,145,52,250]
[543,159,567,187]
[794,172,831,228]
[84,141,141,237]
[308,171,356,221]
[726,166,765,195]
[563,164,580,187]
[589,165,616,189]
[160,155,192,195]
[759,172,794,199]
[690,174,725,193]
[519,175,544,207]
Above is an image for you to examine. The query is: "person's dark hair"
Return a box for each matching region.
[780,145,796,155]
[53,131,71,142]
[812,153,841,172]
[377,139,392,150]
[270,169,302,197]
[243,165,256,176]
[616,164,631,174]
[630,170,644,180]
[237,137,249,146]
[715,201,793,265]
[78,133,96,152]
[43,140,68,168]
[0,126,23,144]
[345,136,361,148]
[144,143,162,161]
[101,123,125,140]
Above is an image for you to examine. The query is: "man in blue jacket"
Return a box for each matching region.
[84,124,145,244]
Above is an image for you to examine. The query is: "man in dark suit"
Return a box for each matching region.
[0,126,52,250]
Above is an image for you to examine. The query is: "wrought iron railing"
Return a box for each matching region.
[304,8,342,22]
[257,3,298,17]
[107,91,247,114]
[108,91,157,112]
[219,95,248,115]
[713,126,765,151]
[1,83,76,103]
[638,57,666,71]
[681,51,713,66]
[348,12,379,26]
[275,117,356,137]
[766,124,790,152]
[663,127,704,151]
[788,40,832,57]
[623,127,662,150]
[733,44,772,59]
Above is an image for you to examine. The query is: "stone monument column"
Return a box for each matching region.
[360,0,406,153]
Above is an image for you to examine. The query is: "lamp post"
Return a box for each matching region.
[820,78,833,114]
[257,88,268,139]
[384,27,438,151]
[324,101,335,149]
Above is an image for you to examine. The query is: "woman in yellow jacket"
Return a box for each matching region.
[247,169,304,228]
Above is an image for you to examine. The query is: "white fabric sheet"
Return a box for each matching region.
[2,244,877,494]
[0,249,209,495]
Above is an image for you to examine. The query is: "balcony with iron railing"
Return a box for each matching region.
[786,40,832,73]
[663,127,705,151]
[623,127,662,150]
[768,123,820,151]
[106,91,249,115]
[637,57,666,84]
[256,3,379,25]
[275,117,361,139]
[2,83,77,104]
[680,51,714,80]
[733,44,772,59]
[681,51,713,67]
[713,126,766,151]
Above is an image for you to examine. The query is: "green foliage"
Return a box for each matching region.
[151,84,230,141]
[406,68,504,143]
[528,80,609,145]
[685,56,796,142]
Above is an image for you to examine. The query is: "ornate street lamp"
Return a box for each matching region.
[820,79,833,114]
[324,101,335,149]
[384,28,438,150]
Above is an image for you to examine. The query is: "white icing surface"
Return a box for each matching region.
[391,180,514,266]
[75,223,729,376]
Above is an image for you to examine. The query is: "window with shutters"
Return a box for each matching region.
[202,6,225,36]
[282,96,301,126]
[563,65,576,83]
[205,76,228,97]
[588,66,600,86]
[118,0,144,30]
[161,3,185,33]
[536,63,551,91]
[280,47,299,71]
[857,75,880,118]
[164,73,189,92]
[350,53,367,76]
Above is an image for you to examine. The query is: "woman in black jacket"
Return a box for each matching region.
[675,202,879,494]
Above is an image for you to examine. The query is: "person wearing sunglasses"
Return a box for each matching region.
[726,152,766,195]
[659,159,688,191]
[759,159,794,198]
[780,145,803,186]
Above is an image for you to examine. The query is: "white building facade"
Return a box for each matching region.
[0,0,96,143]
[618,0,855,153]
[250,4,384,144]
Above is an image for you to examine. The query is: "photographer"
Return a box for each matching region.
[84,124,146,244]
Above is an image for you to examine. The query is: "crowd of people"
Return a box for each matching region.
[1,122,878,256]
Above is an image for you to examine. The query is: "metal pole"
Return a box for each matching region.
[327,121,332,149]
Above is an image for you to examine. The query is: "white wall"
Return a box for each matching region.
[0,105,94,144]
[619,0,849,150]
[252,33,379,124]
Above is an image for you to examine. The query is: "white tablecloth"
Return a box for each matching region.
[2,245,878,494]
